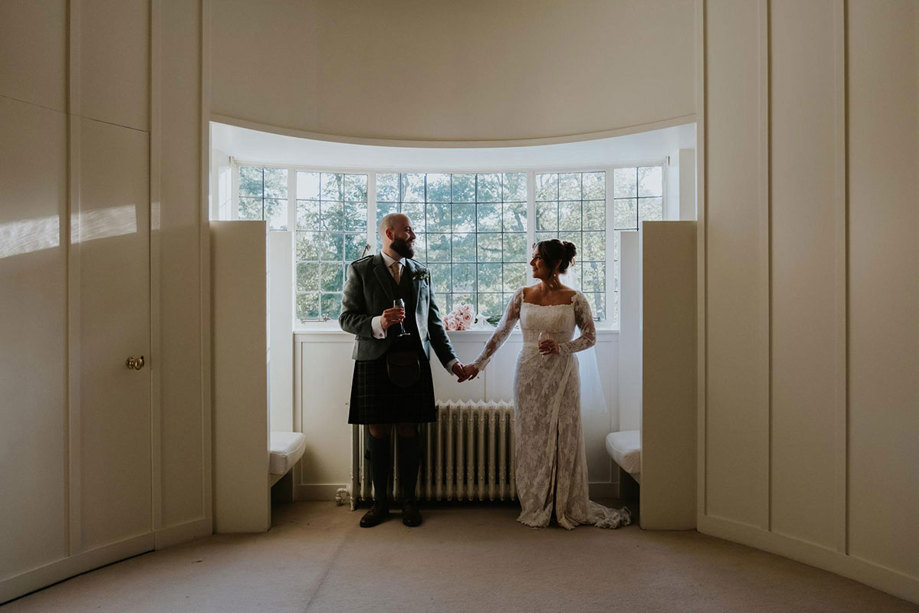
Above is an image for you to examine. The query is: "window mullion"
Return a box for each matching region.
[230,157,239,221]
[605,167,616,329]
[367,172,377,253]
[526,171,536,283]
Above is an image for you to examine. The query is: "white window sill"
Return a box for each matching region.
[293,326,619,338]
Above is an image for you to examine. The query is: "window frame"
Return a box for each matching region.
[229,159,669,330]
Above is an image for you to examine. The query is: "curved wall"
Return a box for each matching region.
[210,0,696,143]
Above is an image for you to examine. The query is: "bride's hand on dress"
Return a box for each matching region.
[538,339,559,355]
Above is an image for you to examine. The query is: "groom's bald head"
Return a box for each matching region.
[380,213,415,259]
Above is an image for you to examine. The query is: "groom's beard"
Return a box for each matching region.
[391,237,414,259]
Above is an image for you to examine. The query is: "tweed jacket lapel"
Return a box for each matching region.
[372,253,396,304]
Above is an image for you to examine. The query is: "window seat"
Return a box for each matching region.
[605,430,641,484]
[269,431,306,486]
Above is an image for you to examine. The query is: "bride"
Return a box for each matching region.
[463,239,631,530]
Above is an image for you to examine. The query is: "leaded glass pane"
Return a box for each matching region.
[321,173,343,201]
[296,262,318,293]
[477,202,501,232]
[504,233,527,261]
[477,263,502,293]
[503,263,525,293]
[558,173,580,200]
[477,173,500,202]
[297,292,320,321]
[558,201,581,231]
[536,173,558,201]
[401,173,425,202]
[452,174,476,202]
[614,168,637,198]
[638,166,662,197]
[239,167,263,197]
[503,201,526,232]
[321,293,342,319]
[453,264,475,292]
[614,198,637,230]
[477,232,502,263]
[426,173,451,202]
[583,200,605,230]
[264,168,287,198]
[503,173,526,201]
[265,198,287,230]
[639,197,663,224]
[297,172,320,199]
[238,197,262,220]
[452,203,476,233]
[376,173,399,201]
[478,292,503,321]
[344,174,367,201]
[536,202,558,231]
[453,232,476,263]
[296,232,320,261]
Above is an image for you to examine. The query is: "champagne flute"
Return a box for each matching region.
[537,331,555,357]
[393,298,411,337]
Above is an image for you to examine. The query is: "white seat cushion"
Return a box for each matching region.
[605,430,641,476]
[269,432,306,476]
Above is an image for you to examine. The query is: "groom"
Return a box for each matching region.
[340,212,470,527]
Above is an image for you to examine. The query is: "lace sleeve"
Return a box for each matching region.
[473,288,523,371]
[558,293,596,355]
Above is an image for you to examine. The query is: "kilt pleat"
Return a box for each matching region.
[348,352,436,424]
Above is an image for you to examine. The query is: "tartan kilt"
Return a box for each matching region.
[348,351,437,424]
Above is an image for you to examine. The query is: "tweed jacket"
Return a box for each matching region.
[339,253,458,368]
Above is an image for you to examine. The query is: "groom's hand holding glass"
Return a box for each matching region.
[380,303,471,381]
[380,303,405,331]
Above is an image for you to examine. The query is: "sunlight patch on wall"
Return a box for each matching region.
[71,204,138,244]
[0,215,60,259]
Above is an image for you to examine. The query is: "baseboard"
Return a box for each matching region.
[699,514,919,605]
[295,483,349,501]
[0,533,154,605]
[298,482,621,504]
[154,517,212,550]
[588,481,619,499]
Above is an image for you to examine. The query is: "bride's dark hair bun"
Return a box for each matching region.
[534,238,577,273]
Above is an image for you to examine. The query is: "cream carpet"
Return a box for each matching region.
[3,501,916,612]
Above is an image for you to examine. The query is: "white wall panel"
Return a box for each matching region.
[0,98,69,578]
[0,0,67,111]
[847,0,919,578]
[77,117,152,550]
[294,331,619,496]
[157,0,206,528]
[211,0,696,143]
[769,0,840,549]
[702,0,769,527]
[78,0,150,130]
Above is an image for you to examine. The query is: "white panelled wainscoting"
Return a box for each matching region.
[291,328,622,503]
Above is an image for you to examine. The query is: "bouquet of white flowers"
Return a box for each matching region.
[443,303,475,331]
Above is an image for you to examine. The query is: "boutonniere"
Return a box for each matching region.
[412,269,430,282]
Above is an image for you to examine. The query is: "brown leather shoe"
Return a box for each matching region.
[402,499,422,527]
[359,503,389,528]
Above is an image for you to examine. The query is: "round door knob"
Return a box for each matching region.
[126,355,145,370]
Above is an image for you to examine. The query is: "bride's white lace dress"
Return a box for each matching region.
[473,288,631,529]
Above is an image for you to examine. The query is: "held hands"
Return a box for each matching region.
[451,362,479,382]
[380,306,405,330]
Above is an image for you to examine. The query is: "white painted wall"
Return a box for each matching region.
[293,330,620,500]
[210,0,696,144]
[700,0,918,603]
